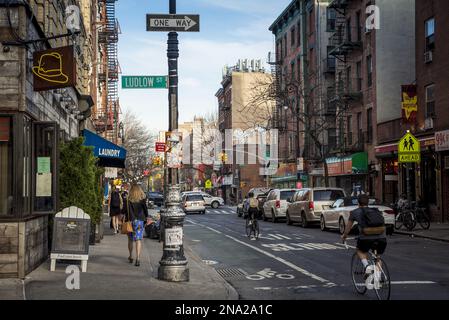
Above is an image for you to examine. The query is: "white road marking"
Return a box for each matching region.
[334,242,356,249]
[186,219,333,285]
[390,281,436,285]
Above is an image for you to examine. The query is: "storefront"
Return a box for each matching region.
[325,152,369,196]
[82,129,127,168]
[376,136,438,219]
[436,130,449,222]
[270,163,306,189]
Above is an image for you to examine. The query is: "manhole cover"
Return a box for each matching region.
[202,260,218,265]
[216,268,248,279]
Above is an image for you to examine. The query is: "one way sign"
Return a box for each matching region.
[147,14,200,32]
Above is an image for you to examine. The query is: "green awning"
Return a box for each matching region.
[325,152,368,176]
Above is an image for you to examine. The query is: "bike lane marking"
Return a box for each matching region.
[186,219,334,286]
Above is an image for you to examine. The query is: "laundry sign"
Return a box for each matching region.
[33,46,76,91]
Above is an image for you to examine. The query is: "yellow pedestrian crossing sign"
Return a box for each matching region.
[398,131,420,163]
[205,179,212,189]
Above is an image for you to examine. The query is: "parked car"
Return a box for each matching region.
[182,193,206,214]
[286,188,346,227]
[182,191,224,208]
[147,192,164,207]
[320,197,395,235]
[263,189,299,223]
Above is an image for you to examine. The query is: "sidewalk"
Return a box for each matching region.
[394,223,449,243]
[0,215,238,300]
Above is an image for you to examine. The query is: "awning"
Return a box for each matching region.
[82,129,127,168]
[325,152,368,176]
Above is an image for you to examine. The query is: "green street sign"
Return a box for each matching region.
[122,76,168,89]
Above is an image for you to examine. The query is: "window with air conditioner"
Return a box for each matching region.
[425,84,435,118]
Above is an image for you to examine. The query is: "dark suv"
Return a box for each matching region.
[147,192,164,207]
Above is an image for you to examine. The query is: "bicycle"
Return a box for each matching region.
[245,211,260,239]
[344,240,391,300]
[411,203,430,230]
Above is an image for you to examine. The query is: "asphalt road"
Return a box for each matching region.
[182,206,449,300]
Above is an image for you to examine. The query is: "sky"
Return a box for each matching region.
[117,0,292,133]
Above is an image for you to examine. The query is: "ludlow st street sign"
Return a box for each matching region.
[122,76,168,89]
[146,14,200,32]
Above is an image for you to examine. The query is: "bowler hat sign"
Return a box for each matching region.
[33,46,76,91]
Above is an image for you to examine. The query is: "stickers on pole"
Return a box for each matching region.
[165,226,183,246]
[398,131,420,163]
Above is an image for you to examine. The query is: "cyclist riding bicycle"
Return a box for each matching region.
[341,194,387,278]
[247,192,259,225]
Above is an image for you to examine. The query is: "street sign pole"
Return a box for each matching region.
[158,0,189,283]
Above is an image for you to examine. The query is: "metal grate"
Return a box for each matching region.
[216,268,248,279]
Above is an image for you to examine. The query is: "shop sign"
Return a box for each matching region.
[0,117,10,141]
[326,152,368,176]
[165,227,183,246]
[436,130,449,152]
[297,157,304,171]
[33,46,76,91]
[401,85,417,123]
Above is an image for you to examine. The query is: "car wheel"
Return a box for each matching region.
[339,218,346,235]
[286,212,293,225]
[386,225,394,236]
[272,210,277,223]
[211,201,219,209]
[300,212,308,228]
[320,215,328,231]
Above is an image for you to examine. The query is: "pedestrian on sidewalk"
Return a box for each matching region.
[119,183,129,229]
[125,184,149,266]
[109,185,123,234]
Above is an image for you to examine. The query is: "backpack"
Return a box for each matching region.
[111,192,120,208]
[249,198,259,208]
[361,207,385,235]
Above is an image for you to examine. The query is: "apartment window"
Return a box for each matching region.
[328,128,337,151]
[347,116,353,145]
[291,27,296,47]
[425,84,435,118]
[289,134,293,155]
[367,55,373,87]
[346,66,352,92]
[339,118,345,145]
[291,61,296,80]
[280,38,283,60]
[327,46,336,71]
[356,61,362,91]
[356,11,362,41]
[425,18,435,50]
[367,108,373,143]
[357,112,363,143]
[284,34,288,58]
[346,18,352,42]
[327,8,336,32]
[276,40,281,62]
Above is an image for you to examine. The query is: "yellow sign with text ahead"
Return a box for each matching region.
[398,131,420,163]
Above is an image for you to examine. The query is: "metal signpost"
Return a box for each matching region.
[398,130,421,205]
[146,0,200,282]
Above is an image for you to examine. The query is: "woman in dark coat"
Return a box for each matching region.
[125,184,149,266]
[108,185,123,234]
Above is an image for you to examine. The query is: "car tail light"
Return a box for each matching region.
[309,201,314,210]
[384,209,395,215]
[276,200,280,208]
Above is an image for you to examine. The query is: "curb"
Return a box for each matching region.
[184,246,239,300]
[394,231,449,243]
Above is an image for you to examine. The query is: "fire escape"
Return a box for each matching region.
[96,0,121,144]
[328,0,364,153]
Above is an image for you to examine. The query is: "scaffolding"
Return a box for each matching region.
[95,0,121,144]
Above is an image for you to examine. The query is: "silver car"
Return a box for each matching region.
[262,189,299,223]
[182,194,206,214]
[286,188,346,227]
[182,192,224,208]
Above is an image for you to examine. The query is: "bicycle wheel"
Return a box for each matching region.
[403,211,416,231]
[253,220,260,239]
[351,253,367,295]
[245,219,252,238]
[418,211,430,230]
[374,258,391,300]
[394,213,403,230]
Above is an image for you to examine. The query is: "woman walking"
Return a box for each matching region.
[109,185,123,234]
[125,184,149,266]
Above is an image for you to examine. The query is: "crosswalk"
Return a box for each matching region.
[207,207,235,215]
